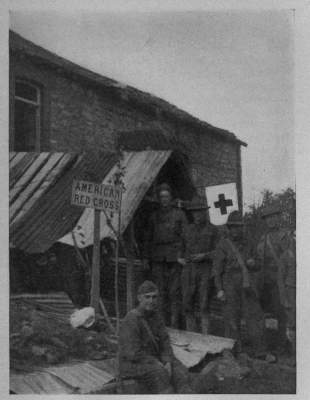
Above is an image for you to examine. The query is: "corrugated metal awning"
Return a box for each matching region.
[58,150,171,248]
[10,152,117,253]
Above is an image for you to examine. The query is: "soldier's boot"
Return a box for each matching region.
[201,314,209,335]
[185,314,197,332]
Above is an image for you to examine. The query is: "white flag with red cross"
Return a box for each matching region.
[205,183,239,225]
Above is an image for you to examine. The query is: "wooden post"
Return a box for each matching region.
[90,208,101,313]
[126,259,134,313]
[115,185,122,336]
[126,222,135,313]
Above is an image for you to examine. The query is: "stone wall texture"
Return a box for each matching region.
[10,53,243,208]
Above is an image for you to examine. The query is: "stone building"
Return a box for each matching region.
[9,30,246,206]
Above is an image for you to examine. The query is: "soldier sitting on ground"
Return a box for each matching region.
[119,280,193,394]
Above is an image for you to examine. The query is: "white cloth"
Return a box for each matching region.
[70,307,95,328]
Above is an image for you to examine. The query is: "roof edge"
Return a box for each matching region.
[10,30,247,147]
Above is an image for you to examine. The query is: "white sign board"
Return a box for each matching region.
[205,182,239,225]
[71,179,121,212]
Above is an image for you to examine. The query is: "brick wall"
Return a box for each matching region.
[10,52,243,206]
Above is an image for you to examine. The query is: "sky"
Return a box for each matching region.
[9,9,295,208]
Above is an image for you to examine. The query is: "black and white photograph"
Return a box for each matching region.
[5,1,302,395]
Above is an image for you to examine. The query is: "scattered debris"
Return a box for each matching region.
[201,350,251,381]
[10,296,114,369]
[70,307,95,328]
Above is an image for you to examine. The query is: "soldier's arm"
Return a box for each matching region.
[278,251,288,307]
[157,316,174,364]
[213,240,226,292]
[255,235,265,268]
[119,314,158,363]
[184,226,191,261]
[179,209,188,258]
[202,225,220,261]
[141,212,155,260]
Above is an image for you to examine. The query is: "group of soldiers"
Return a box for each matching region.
[118,182,296,393]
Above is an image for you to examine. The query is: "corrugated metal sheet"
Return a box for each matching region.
[10,361,114,394]
[46,362,114,393]
[11,292,76,323]
[59,150,171,248]
[168,328,235,368]
[10,371,75,394]
[10,152,117,253]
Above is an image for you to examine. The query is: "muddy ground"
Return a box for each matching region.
[10,298,296,394]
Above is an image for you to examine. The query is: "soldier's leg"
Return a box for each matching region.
[243,289,267,357]
[199,265,211,334]
[169,263,182,328]
[223,272,242,350]
[271,282,287,350]
[181,264,196,331]
[151,262,168,322]
[285,286,296,356]
[136,360,173,394]
[170,357,193,393]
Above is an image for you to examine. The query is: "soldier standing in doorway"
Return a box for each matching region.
[214,211,272,359]
[256,205,291,353]
[182,199,218,333]
[142,183,188,328]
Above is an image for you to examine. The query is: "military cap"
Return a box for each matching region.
[138,280,159,295]
[226,210,244,226]
[261,205,282,219]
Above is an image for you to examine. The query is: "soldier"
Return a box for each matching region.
[279,231,296,359]
[256,205,291,352]
[182,199,218,333]
[214,211,268,358]
[142,183,188,328]
[119,280,193,394]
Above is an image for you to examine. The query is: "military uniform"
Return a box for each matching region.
[143,206,187,327]
[214,234,266,355]
[119,307,192,394]
[256,227,291,348]
[182,221,218,333]
[279,234,296,355]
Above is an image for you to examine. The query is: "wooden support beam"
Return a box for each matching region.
[126,221,137,313]
[90,209,101,313]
